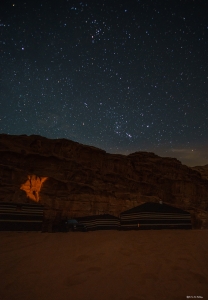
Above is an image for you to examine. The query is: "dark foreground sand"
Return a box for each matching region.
[1,230,208,300]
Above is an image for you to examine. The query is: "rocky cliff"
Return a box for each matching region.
[0,134,208,228]
[192,165,208,181]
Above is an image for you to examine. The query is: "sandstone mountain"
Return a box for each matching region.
[191,165,208,181]
[0,134,208,228]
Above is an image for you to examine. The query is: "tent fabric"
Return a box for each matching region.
[0,201,192,231]
[0,202,44,231]
[120,202,192,230]
[121,202,191,214]
[76,214,119,230]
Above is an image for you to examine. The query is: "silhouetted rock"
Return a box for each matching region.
[192,165,208,180]
[0,134,208,228]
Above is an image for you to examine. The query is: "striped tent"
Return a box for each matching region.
[0,202,44,231]
[120,202,192,230]
[76,214,119,231]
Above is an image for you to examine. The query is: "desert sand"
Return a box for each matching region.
[1,230,208,300]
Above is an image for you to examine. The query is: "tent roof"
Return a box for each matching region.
[121,202,190,215]
[0,202,44,208]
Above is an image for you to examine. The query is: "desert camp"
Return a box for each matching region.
[76,214,120,231]
[120,202,192,230]
[0,202,44,231]
[0,201,192,232]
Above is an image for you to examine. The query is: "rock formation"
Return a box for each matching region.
[0,133,208,228]
[192,165,208,181]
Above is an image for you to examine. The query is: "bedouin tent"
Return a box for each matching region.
[120,202,192,230]
[0,202,44,231]
[76,214,119,231]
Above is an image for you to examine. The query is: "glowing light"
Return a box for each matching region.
[20,175,48,202]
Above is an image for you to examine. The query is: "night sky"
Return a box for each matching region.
[1,0,208,166]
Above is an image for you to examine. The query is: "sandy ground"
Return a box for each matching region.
[0,230,208,300]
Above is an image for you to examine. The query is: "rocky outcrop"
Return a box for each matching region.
[0,134,208,228]
[192,165,208,181]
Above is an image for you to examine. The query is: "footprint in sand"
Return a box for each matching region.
[171,265,183,271]
[124,297,140,300]
[120,263,139,272]
[75,255,90,262]
[119,248,131,256]
[179,256,190,262]
[141,272,158,280]
[65,266,101,287]
[76,253,105,262]
[189,271,208,284]
[87,267,101,272]
[65,274,88,286]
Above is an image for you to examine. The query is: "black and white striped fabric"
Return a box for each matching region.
[77,214,119,231]
[0,202,44,231]
[120,202,192,230]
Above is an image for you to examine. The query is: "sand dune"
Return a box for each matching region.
[1,230,208,300]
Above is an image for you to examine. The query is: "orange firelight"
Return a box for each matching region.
[20,175,48,202]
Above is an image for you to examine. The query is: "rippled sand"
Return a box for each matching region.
[1,230,208,300]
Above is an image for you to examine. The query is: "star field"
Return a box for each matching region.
[1,0,208,166]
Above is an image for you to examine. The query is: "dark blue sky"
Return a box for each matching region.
[1,0,208,166]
